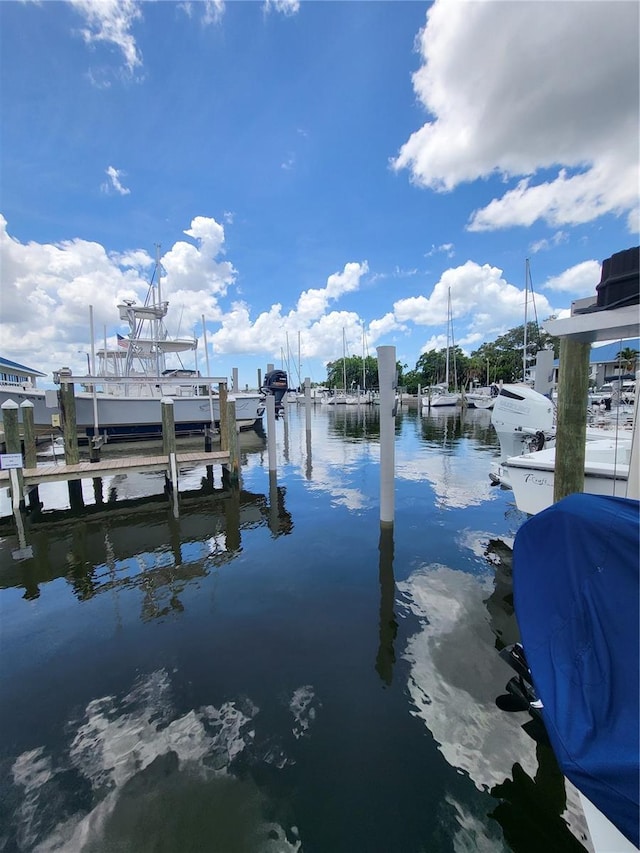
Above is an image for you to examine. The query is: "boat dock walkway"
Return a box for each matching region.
[0,450,230,487]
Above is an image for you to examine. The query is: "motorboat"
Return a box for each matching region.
[503,436,631,515]
[499,494,639,852]
[489,383,634,490]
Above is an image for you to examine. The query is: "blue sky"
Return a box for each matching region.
[1,0,638,389]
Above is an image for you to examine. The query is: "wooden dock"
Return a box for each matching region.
[0,450,230,487]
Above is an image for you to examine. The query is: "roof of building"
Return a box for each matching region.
[590,337,639,364]
[0,356,47,377]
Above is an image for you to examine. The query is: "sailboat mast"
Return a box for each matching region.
[362,322,366,392]
[523,258,529,382]
[342,328,347,391]
[445,288,451,387]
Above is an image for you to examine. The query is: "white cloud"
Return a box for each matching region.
[203,0,225,26]
[263,0,300,16]
[392,0,639,232]
[210,263,373,361]
[69,0,143,72]
[0,215,236,379]
[101,165,131,196]
[393,260,555,347]
[529,231,568,254]
[543,260,601,294]
[425,243,454,259]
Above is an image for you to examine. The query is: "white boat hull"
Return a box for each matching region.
[504,439,630,515]
[0,385,264,435]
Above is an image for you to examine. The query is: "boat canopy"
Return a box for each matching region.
[513,494,639,848]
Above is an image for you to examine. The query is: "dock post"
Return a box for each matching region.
[225,397,240,485]
[1,399,24,508]
[267,363,274,374]
[161,397,178,493]
[266,394,277,472]
[57,367,79,465]
[20,401,37,469]
[377,346,396,528]
[218,382,229,451]
[232,367,239,393]
[554,339,590,504]
[257,367,262,391]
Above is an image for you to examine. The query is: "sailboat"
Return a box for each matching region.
[421,288,461,408]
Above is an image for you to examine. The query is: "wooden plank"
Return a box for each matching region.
[0,450,230,487]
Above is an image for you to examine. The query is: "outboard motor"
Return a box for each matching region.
[261,369,289,418]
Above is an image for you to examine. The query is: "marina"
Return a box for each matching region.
[1,402,597,853]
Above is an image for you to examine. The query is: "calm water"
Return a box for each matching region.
[0,405,592,853]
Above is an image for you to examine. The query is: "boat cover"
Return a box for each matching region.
[513,494,639,847]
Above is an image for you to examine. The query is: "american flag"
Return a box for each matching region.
[117,334,129,349]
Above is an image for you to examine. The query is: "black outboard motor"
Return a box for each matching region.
[496,642,544,717]
[261,369,289,418]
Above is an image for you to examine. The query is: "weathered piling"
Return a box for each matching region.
[218,382,229,451]
[377,346,396,528]
[225,397,240,484]
[21,401,37,469]
[232,368,239,393]
[553,339,590,503]
[257,368,262,390]
[266,394,277,472]
[57,367,79,465]
[1,399,23,508]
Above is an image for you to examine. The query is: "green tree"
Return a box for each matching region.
[615,346,638,375]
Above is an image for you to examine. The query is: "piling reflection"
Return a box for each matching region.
[0,481,294,615]
[375,526,397,687]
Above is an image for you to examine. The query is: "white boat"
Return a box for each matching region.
[0,252,265,438]
[421,289,461,409]
[489,382,634,489]
[465,385,499,409]
[504,437,631,515]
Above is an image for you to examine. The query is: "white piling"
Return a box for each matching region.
[377,346,396,527]
[266,394,277,472]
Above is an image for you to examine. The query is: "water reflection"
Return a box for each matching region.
[397,541,591,851]
[0,404,593,852]
[8,668,303,852]
[375,526,397,687]
[0,483,293,613]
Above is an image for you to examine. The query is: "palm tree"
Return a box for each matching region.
[615,346,638,376]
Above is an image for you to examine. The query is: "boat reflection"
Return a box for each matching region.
[0,482,293,613]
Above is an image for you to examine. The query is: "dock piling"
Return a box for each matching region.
[21,401,37,469]
[266,394,277,472]
[225,397,240,484]
[377,346,396,528]
[57,367,80,465]
[218,383,229,451]
[161,397,178,493]
[553,339,590,504]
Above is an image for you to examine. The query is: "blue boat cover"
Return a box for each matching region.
[513,494,639,847]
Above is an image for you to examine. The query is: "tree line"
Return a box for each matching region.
[324,325,639,394]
